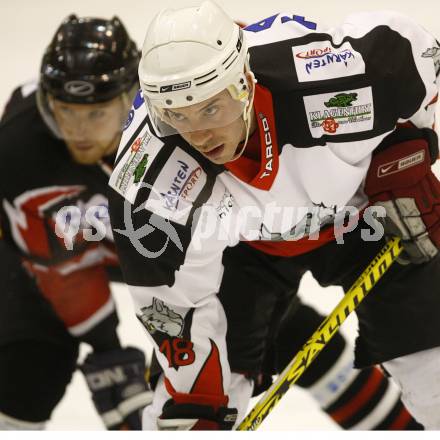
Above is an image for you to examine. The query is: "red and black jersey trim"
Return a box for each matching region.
[225,83,280,191]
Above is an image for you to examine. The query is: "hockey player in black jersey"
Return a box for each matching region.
[108,0,440,430]
[0,16,152,429]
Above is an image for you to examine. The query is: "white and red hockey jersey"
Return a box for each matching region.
[108,11,439,410]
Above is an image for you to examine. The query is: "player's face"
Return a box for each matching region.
[50,96,126,165]
[162,89,248,164]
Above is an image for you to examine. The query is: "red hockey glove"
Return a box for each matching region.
[365,127,440,264]
[158,399,237,430]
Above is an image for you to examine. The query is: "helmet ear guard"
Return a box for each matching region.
[36,87,63,139]
[229,68,257,162]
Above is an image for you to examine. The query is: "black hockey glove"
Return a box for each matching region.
[79,346,153,430]
[158,399,237,430]
[365,127,440,264]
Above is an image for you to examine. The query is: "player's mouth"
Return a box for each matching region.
[203,144,224,160]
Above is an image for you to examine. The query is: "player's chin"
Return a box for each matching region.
[207,155,232,165]
[68,147,103,165]
[207,155,229,165]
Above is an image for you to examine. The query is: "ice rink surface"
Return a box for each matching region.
[0,0,439,432]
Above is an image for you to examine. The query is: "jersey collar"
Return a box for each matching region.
[225,83,279,191]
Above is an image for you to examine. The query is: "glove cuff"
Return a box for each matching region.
[366,139,430,196]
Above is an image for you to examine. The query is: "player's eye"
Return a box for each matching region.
[168,112,187,123]
[59,106,73,115]
[204,105,219,117]
[89,110,105,120]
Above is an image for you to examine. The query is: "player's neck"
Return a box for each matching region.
[242,108,260,160]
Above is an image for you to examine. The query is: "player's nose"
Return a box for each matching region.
[69,120,90,140]
[188,129,214,150]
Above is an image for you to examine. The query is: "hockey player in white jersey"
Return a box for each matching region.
[108,1,440,429]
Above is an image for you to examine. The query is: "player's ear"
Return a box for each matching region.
[47,94,55,112]
[245,70,256,100]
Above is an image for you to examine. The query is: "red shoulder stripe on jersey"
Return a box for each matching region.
[23,247,112,327]
[7,186,84,258]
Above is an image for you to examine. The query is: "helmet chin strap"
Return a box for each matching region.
[230,70,257,162]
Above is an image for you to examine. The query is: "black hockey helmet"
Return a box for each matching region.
[40,15,140,103]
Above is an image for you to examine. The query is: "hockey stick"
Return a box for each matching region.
[238,237,403,431]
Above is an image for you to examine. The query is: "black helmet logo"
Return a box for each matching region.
[64,80,95,97]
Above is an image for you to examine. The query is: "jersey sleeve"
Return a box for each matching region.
[246,11,439,157]
[326,12,440,208]
[343,11,439,128]
[108,114,239,409]
[0,174,120,341]
[313,12,439,180]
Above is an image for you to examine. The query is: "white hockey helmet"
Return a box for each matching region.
[138,0,254,138]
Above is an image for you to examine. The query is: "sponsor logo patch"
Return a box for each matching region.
[109,126,164,204]
[259,113,274,179]
[145,149,207,225]
[325,92,358,107]
[303,87,374,137]
[133,154,149,184]
[292,41,365,82]
[377,150,425,177]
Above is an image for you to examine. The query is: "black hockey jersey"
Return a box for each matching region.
[0,83,119,336]
[108,12,439,406]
